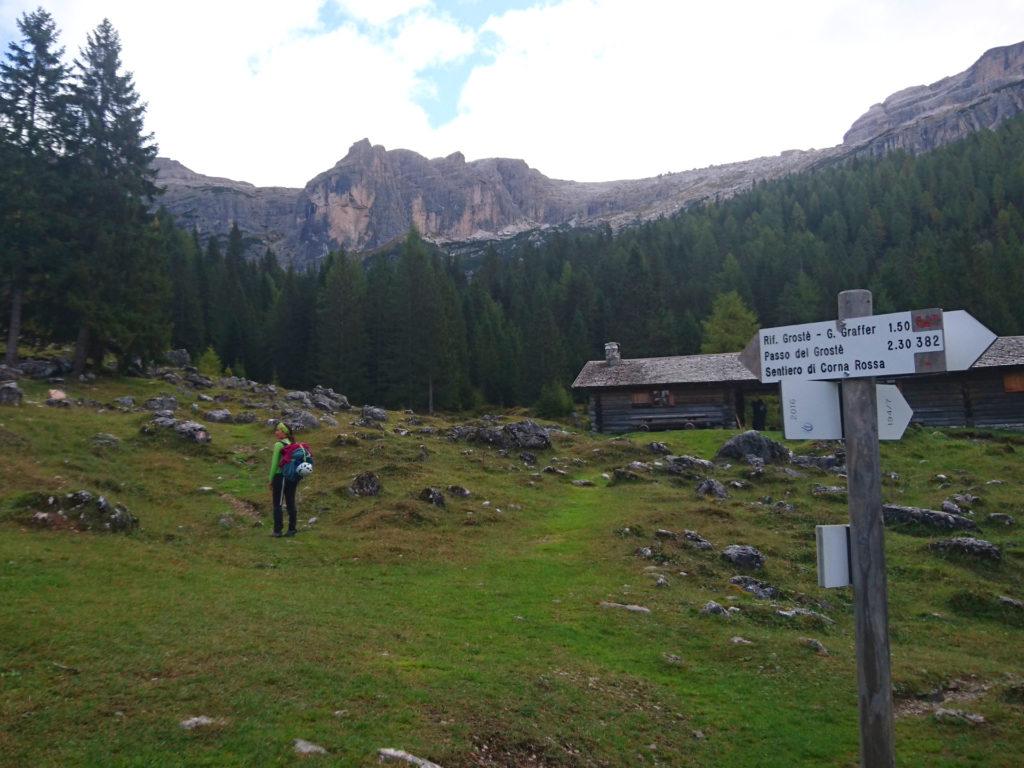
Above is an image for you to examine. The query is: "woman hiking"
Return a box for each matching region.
[269,421,298,537]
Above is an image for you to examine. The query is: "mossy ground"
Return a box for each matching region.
[1,376,1022,766]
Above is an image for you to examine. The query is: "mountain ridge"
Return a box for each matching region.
[154,40,1024,265]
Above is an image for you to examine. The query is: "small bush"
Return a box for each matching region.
[196,347,223,377]
[534,382,573,419]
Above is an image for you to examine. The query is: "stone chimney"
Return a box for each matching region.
[604,342,621,366]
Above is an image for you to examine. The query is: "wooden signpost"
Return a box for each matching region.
[738,292,996,768]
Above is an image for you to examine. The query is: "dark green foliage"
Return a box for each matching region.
[534,381,574,419]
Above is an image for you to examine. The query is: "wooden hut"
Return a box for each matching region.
[573,337,1024,434]
[571,342,768,433]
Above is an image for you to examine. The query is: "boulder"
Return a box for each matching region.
[987,513,1015,526]
[930,537,1001,561]
[721,544,765,570]
[934,708,985,726]
[311,385,350,411]
[682,530,713,550]
[503,420,551,450]
[0,381,23,406]
[349,472,382,497]
[446,485,471,498]
[184,373,214,388]
[999,595,1024,610]
[716,431,791,464]
[700,601,729,616]
[730,575,781,600]
[29,490,138,533]
[696,478,728,498]
[791,453,846,472]
[144,395,178,412]
[941,499,963,516]
[286,390,313,408]
[205,409,233,423]
[362,405,388,422]
[174,421,212,444]
[883,504,977,531]
[18,357,68,379]
[664,454,715,474]
[647,441,671,455]
[113,395,135,408]
[610,468,646,484]
[278,409,320,431]
[165,349,191,367]
[418,487,445,507]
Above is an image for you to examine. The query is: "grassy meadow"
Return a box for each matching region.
[1,375,1022,767]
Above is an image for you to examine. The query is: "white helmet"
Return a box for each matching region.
[297,461,314,478]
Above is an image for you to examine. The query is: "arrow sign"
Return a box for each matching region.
[740,308,946,383]
[943,310,997,371]
[876,384,912,440]
[780,380,914,440]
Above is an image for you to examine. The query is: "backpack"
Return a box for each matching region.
[279,441,314,482]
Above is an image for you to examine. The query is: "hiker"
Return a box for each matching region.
[752,399,767,431]
[269,421,298,537]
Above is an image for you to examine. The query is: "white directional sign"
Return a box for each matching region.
[781,379,841,440]
[942,310,997,371]
[876,384,913,441]
[780,380,914,441]
[740,308,946,383]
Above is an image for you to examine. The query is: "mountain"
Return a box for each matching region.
[154,41,1024,266]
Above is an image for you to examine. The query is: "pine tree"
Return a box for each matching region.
[0,8,71,365]
[315,251,368,402]
[700,291,759,353]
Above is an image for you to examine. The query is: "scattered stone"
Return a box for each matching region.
[654,529,677,540]
[234,411,257,424]
[377,748,444,767]
[773,501,796,513]
[934,708,985,726]
[791,453,846,472]
[777,607,834,624]
[184,372,214,388]
[655,574,670,588]
[275,409,320,431]
[349,472,382,497]
[173,421,212,444]
[47,388,67,401]
[930,537,1001,562]
[362,405,388,422]
[941,499,963,515]
[985,479,1005,485]
[987,513,1015,526]
[696,478,728,498]
[0,363,21,380]
[812,484,847,499]
[800,637,829,655]
[662,653,683,665]
[519,451,537,465]
[543,466,568,476]
[730,636,753,645]
[952,493,981,509]
[446,485,471,498]
[418,487,445,507]
[0,380,23,405]
[882,504,977,531]
[721,544,765,570]
[91,433,121,448]
[934,474,950,484]
[113,395,134,408]
[998,595,1024,610]
[647,441,671,455]
[205,409,233,423]
[197,486,214,493]
[197,393,214,402]
[682,530,713,550]
[599,601,651,614]
[610,467,646,484]
[293,738,328,755]
[144,395,178,411]
[635,547,654,560]
[716,431,791,464]
[165,349,191,367]
[730,480,749,489]
[663,454,714,474]
[729,575,781,600]
[28,490,138,533]
[701,601,729,616]
[450,420,551,450]
[571,479,595,487]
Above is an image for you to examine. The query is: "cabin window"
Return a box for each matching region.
[631,389,673,408]
[1004,372,1024,393]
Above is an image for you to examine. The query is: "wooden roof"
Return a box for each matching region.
[572,351,756,389]
[973,335,1024,368]
[572,335,1024,390]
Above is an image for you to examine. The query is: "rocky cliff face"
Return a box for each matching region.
[843,41,1024,157]
[154,40,1024,265]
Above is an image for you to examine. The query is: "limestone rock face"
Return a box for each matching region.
[153,42,1024,266]
[844,41,1024,157]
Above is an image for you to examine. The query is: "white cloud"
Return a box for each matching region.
[2,1,1023,186]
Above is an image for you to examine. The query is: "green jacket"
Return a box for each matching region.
[269,438,291,482]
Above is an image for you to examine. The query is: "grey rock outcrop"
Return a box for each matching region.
[882,504,978,531]
[418,487,445,507]
[696,478,728,498]
[716,431,791,464]
[144,395,178,412]
[28,490,138,532]
[362,405,388,422]
[349,471,382,497]
[930,537,1001,561]
[730,575,781,600]
[721,544,766,570]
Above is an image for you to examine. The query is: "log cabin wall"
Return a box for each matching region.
[588,385,738,433]
[895,367,1024,428]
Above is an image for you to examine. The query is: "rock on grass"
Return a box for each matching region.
[930,537,1001,562]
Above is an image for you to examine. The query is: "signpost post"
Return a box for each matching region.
[738,296,997,768]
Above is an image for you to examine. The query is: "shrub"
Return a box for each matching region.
[534,381,574,419]
[196,347,224,377]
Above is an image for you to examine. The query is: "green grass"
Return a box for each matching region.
[1,377,1022,766]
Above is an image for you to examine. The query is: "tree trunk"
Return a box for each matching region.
[4,287,23,367]
[428,377,434,416]
[72,325,90,377]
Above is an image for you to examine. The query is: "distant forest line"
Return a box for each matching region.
[4,12,1024,412]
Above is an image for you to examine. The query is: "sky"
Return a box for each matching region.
[2,0,1023,187]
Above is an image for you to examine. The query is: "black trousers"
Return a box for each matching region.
[271,474,298,533]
